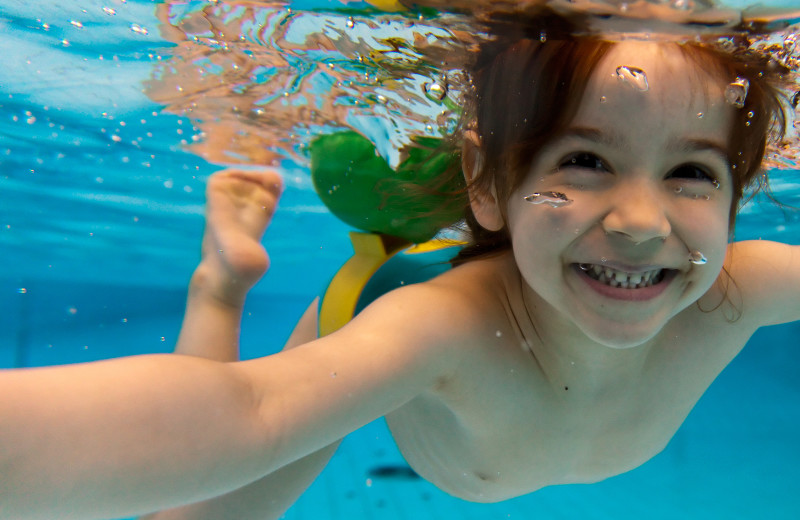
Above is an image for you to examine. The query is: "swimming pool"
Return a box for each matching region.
[1,0,799,518]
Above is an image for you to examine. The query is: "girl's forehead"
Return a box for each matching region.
[575,41,731,128]
[589,41,725,98]
[565,40,735,157]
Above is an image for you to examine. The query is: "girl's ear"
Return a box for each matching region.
[462,130,504,231]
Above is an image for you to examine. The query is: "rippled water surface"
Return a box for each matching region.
[1,0,799,294]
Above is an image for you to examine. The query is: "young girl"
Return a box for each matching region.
[2,12,799,520]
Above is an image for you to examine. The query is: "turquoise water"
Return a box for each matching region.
[1,0,799,518]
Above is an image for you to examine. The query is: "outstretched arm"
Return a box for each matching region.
[142,300,341,520]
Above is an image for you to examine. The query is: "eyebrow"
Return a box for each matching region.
[559,126,732,168]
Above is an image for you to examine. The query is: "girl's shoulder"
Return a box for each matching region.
[715,240,800,328]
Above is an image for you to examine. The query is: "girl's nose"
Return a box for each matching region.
[600,183,671,244]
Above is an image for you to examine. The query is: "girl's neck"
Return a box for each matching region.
[498,254,656,395]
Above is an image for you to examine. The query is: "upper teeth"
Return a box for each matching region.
[581,264,663,289]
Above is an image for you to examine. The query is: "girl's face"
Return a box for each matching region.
[505,41,735,348]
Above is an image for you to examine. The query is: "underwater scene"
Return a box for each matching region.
[1,0,799,518]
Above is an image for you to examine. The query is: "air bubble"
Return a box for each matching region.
[784,33,798,56]
[688,250,707,265]
[524,191,573,208]
[615,66,649,92]
[346,17,354,29]
[423,80,448,102]
[130,24,149,35]
[725,77,749,109]
[600,96,607,103]
[670,0,692,10]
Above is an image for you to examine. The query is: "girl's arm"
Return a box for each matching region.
[141,300,341,520]
[725,240,800,327]
[0,282,459,520]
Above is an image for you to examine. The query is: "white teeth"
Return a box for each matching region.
[581,263,663,289]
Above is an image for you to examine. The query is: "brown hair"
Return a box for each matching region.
[433,14,791,265]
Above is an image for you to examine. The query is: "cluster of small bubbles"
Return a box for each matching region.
[724,77,749,109]
[615,66,649,92]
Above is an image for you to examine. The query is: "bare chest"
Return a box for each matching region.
[386,325,749,502]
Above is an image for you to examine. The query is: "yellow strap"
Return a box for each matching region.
[319,232,411,336]
[363,0,407,12]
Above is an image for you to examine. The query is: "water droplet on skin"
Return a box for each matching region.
[674,186,683,194]
[670,0,692,10]
[688,250,708,265]
[524,191,573,208]
[711,179,720,189]
[615,66,649,91]
[724,77,749,109]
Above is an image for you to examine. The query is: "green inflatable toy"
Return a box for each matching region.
[310,131,464,244]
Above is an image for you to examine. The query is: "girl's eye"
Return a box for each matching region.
[558,152,608,172]
[667,164,716,183]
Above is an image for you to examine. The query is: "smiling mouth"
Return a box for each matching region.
[577,263,670,289]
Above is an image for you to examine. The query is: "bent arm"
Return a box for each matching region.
[726,240,800,327]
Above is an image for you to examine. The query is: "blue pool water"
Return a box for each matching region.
[1,1,799,518]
